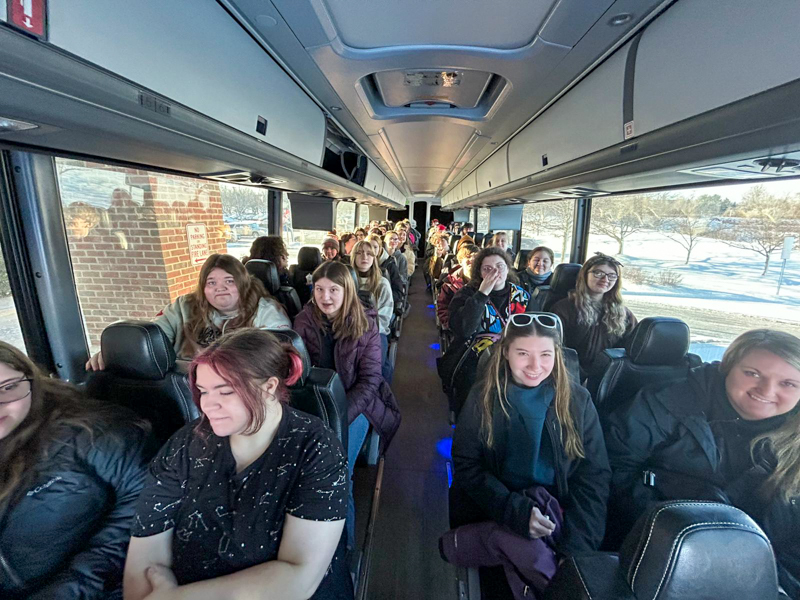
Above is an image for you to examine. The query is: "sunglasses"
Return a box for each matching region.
[504,313,559,334]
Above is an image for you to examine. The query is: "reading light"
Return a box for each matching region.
[608,13,633,26]
[0,117,39,133]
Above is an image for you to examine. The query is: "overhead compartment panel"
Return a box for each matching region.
[508,42,627,181]
[477,145,510,193]
[363,161,386,195]
[634,0,800,137]
[47,0,326,165]
[461,171,478,199]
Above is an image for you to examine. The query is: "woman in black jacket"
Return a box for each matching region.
[516,246,554,297]
[605,329,800,598]
[446,314,610,597]
[0,342,151,599]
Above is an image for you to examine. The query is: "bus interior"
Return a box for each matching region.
[1,1,800,599]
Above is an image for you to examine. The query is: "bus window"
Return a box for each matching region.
[476,208,489,233]
[357,204,370,229]
[55,158,259,354]
[521,200,576,265]
[0,247,25,353]
[586,183,800,359]
[336,201,356,234]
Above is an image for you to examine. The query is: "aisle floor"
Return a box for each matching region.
[363,274,456,599]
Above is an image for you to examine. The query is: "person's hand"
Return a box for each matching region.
[529,506,556,539]
[143,565,178,600]
[478,268,501,295]
[85,351,105,371]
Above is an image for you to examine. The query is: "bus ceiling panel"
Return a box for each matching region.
[0,30,403,209]
[634,0,800,138]
[507,40,628,182]
[443,79,800,209]
[304,0,559,50]
[45,0,326,166]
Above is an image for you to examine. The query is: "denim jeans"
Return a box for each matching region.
[380,333,394,384]
[346,413,370,549]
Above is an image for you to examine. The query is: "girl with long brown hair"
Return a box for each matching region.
[0,342,150,599]
[443,315,610,598]
[86,253,290,367]
[551,253,637,377]
[292,261,400,548]
[605,329,800,596]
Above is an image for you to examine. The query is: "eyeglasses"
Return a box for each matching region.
[590,270,618,282]
[504,313,559,333]
[0,378,33,406]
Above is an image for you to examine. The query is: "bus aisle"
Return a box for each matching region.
[362,273,456,599]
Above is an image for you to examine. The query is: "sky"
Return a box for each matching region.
[692,178,800,202]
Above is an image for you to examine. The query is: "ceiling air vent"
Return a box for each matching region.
[205,170,286,187]
[680,152,800,180]
[542,187,609,198]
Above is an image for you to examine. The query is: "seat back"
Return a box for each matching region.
[267,329,348,448]
[245,259,302,319]
[528,262,582,312]
[590,317,699,415]
[545,501,778,600]
[289,246,322,306]
[514,249,531,271]
[472,232,485,246]
[85,321,199,446]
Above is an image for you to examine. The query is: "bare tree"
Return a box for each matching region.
[219,184,268,220]
[714,185,800,276]
[541,200,574,262]
[590,195,651,254]
[650,193,731,264]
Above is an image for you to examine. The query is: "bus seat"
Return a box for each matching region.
[449,235,459,252]
[528,263,582,312]
[289,247,322,306]
[267,329,348,449]
[589,317,700,416]
[86,321,198,446]
[472,232,485,246]
[513,249,531,271]
[245,259,303,319]
[544,501,778,600]
[345,264,375,310]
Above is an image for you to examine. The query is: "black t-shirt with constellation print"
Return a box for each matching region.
[132,406,349,598]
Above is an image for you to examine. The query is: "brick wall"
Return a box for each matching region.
[61,160,226,350]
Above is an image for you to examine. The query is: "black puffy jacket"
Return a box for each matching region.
[451,381,611,556]
[0,418,151,599]
[605,362,800,598]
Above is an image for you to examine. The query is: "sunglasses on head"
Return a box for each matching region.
[504,313,559,334]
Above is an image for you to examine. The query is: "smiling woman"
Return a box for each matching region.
[604,329,800,596]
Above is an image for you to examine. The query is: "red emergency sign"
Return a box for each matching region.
[8,0,48,40]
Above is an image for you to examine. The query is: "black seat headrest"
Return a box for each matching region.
[514,249,531,270]
[297,247,322,271]
[101,321,176,380]
[625,317,690,366]
[619,501,777,600]
[265,329,311,386]
[245,259,280,294]
[549,263,582,296]
[473,232,485,245]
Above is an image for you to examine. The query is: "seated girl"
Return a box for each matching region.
[0,342,150,599]
[436,243,479,331]
[367,234,404,318]
[292,261,401,546]
[605,329,800,597]
[551,253,636,378]
[444,314,610,599]
[516,246,554,296]
[395,226,416,278]
[87,254,290,368]
[124,329,352,600]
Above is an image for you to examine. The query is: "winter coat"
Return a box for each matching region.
[154,294,291,359]
[292,304,401,449]
[0,418,151,599]
[402,246,416,277]
[604,362,800,597]
[551,297,637,377]
[436,268,467,329]
[357,276,393,335]
[448,283,530,343]
[392,250,409,286]
[451,381,611,556]
[379,250,405,316]
[516,270,553,298]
